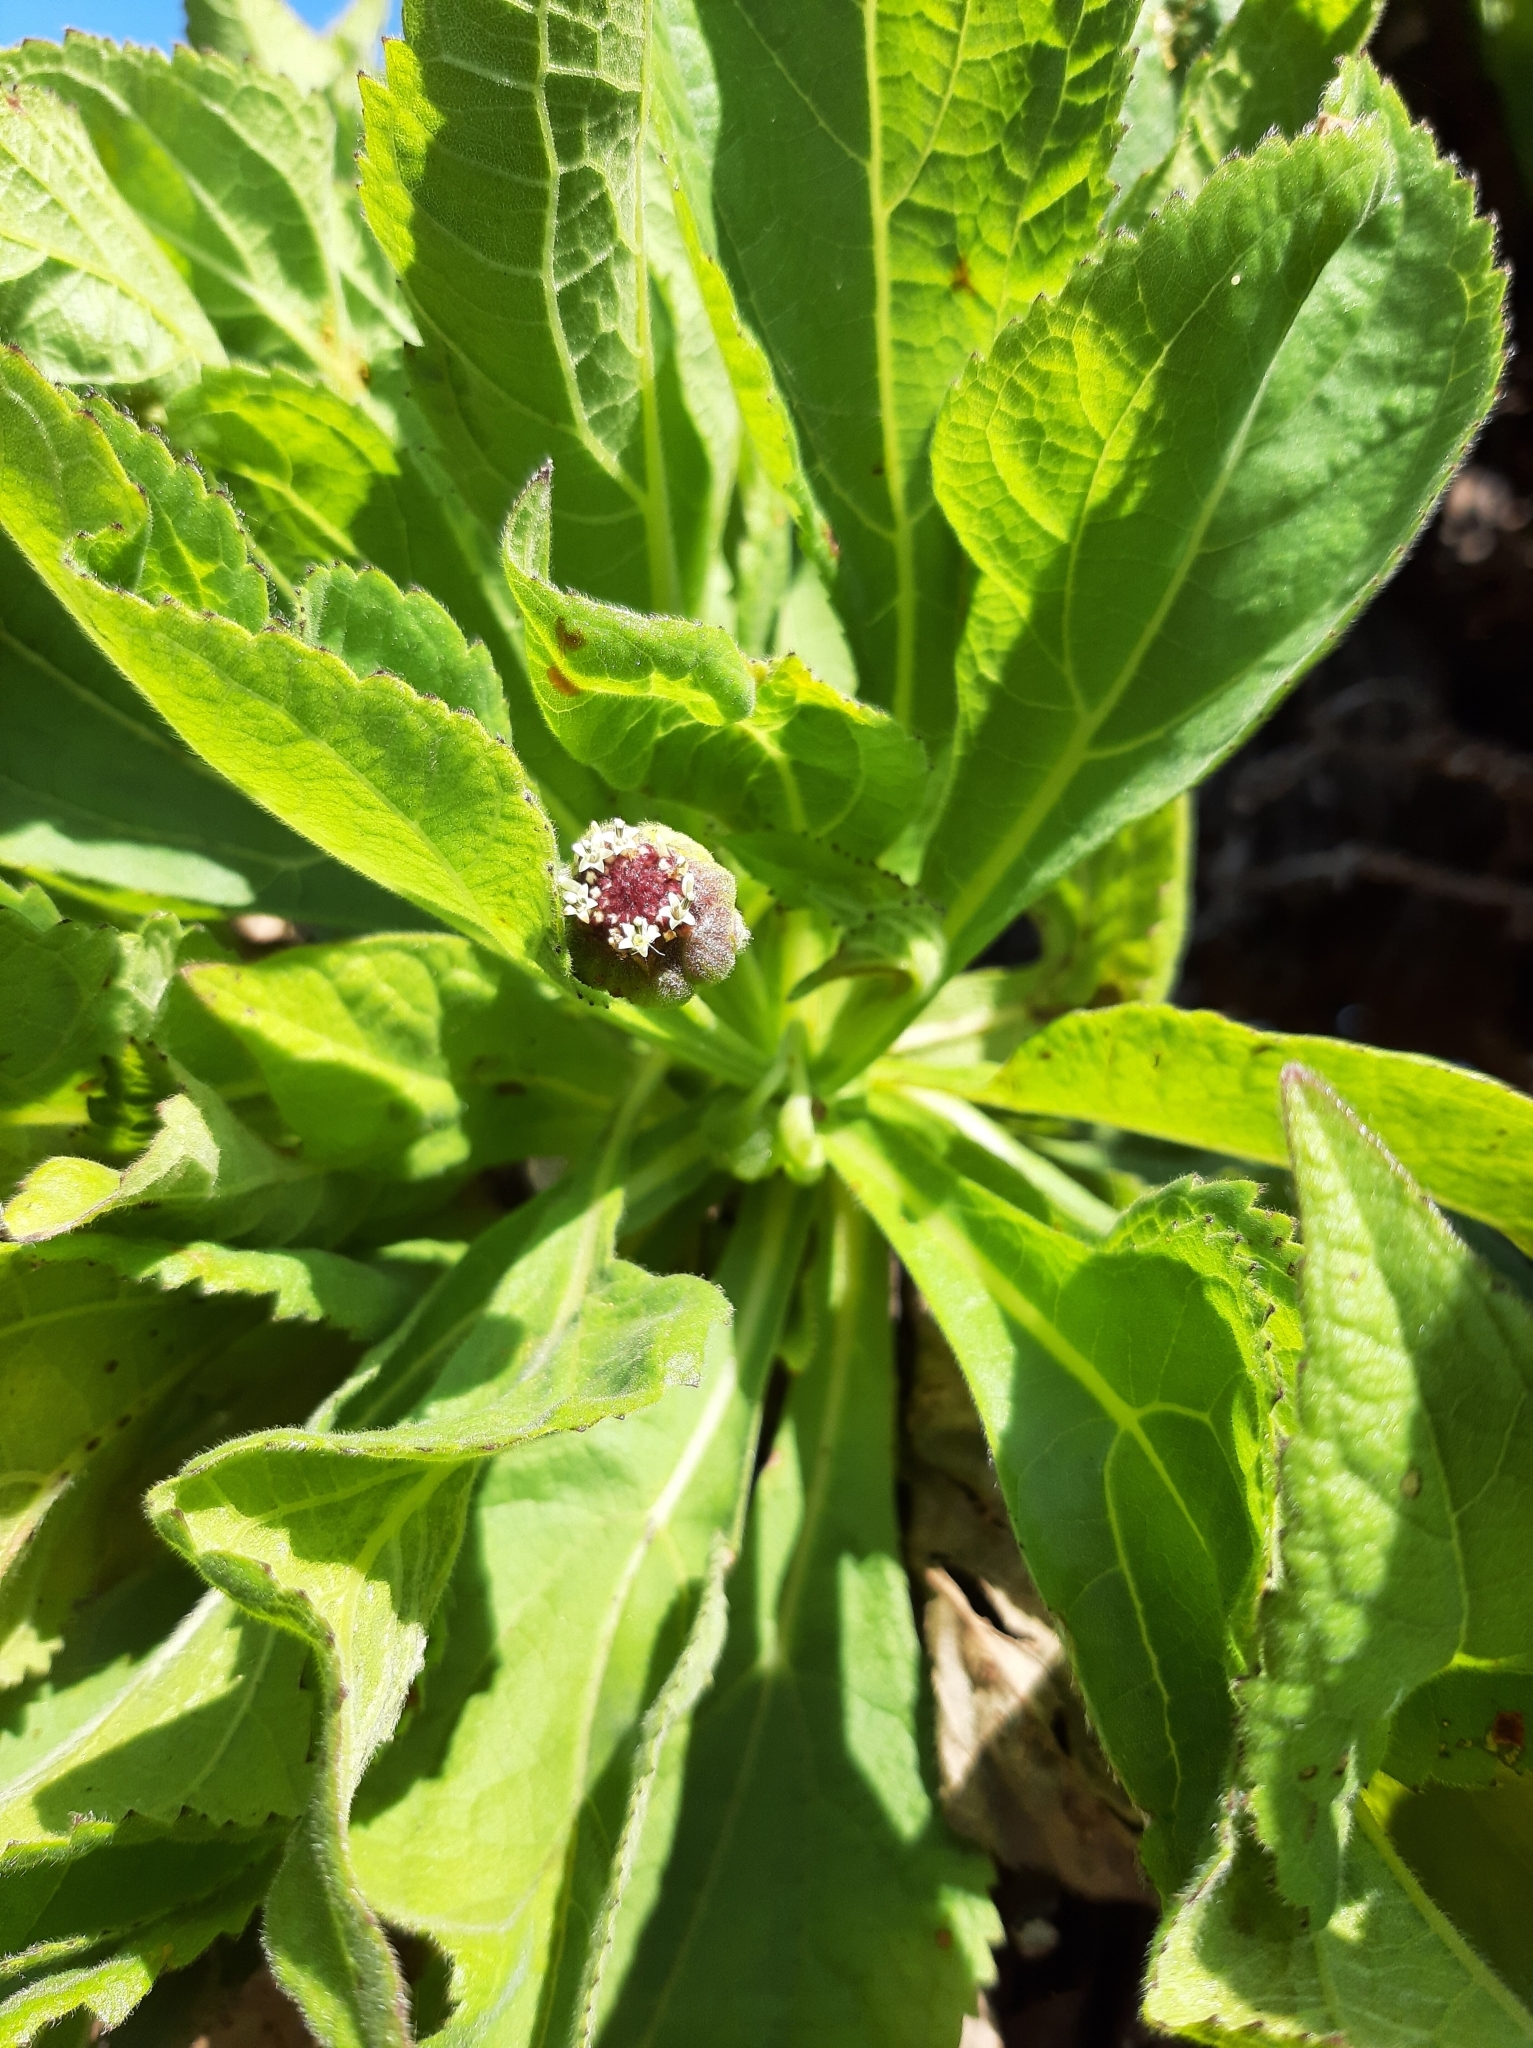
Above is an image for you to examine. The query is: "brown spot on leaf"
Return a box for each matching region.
[1491,1709,1525,1755]
[951,252,975,294]
[547,665,580,697]
[554,617,586,652]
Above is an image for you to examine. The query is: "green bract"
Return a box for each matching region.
[0,4,1522,2044]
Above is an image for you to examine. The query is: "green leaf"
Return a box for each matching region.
[150,1156,732,2048]
[505,470,926,852]
[596,1188,999,2044]
[359,0,732,616]
[0,1243,359,1688]
[695,0,1139,731]
[828,1110,1297,1890]
[297,563,506,733]
[924,74,1505,965]
[18,1232,409,1341]
[0,1849,277,2047]
[979,1003,1533,1257]
[0,890,175,1114]
[160,364,616,817]
[0,83,224,391]
[855,1081,1117,1242]
[1144,1808,1533,2047]
[647,0,834,584]
[186,0,387,101]
[1372,1772,1533,2012]
[2,1078,353,1247]
[163,368,409,589]
[1383,1667,1533,1791]
[884,799,1191,1095]
[168,931,639,1181]
[503,465,755,727]
[1110,0,1381,228]
[0,523,430,930]
[4,35,403,395]
[0,1246,265,1681]
[0,352,562,968]
[0,1592,310,1854]
[1240,1071,1533,1922]
[728,831,945,999]
[347,1177,812,2043]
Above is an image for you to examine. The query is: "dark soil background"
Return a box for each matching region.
[987,5,1533,2042]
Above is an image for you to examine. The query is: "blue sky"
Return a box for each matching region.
[1,0,341,46]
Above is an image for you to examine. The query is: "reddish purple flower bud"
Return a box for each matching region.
[561,819,749,1006]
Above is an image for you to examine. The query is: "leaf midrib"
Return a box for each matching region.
[942,172,1380,954]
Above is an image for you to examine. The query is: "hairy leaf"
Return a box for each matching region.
[980,1003,1533,1256]
[598,1191,999,2044]
[359,0,731,616]
[161,365,614,817]
[0,1264,356,1728]
[18,1232,409,1341]
[0,523,427,929]
[1110,0,1381,228]
[696,0,1139,731]
[298,564,506,733]
[829,1110,1297,1890]
[1145,1809,1533,2047]
[0,1849,277,2046]
[150,1158,731,2048]
[0,83,223,391]
[0,353,562,967]
[925,71,1504,965]
[168,932,638,1179]
[2,1078,358,1248]
[0,1593,310,1856]
[187,0,387,101]
[348,1179,811,2044]
[1241,1072,1533,1920]
[4,35,406,394]
[0,887,176,1116]
[505,473,926,851]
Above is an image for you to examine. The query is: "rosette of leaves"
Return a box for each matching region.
[0,3,1528,2045]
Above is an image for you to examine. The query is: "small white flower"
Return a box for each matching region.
[614,915,663,958]
[561,876,601,923]
[657,889,695,930]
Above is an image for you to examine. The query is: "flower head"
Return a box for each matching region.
[560,819,749,1005]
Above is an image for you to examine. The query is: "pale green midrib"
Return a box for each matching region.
[1101,1441,1183,1810]
[864,0,917,730]
[229,473,360,562]
[730,717,809,833]
[144,95,359,382]
[773,1205,860,1666]
[525,1201,805,2035]
[525,0,645,507]
[1354,1799,1533,2033]
[630,1207,859,2048]
[942,195,1370,953]
[634,0,681,613]
[0,1589,228,1813]
[928,1202,1213,1549]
